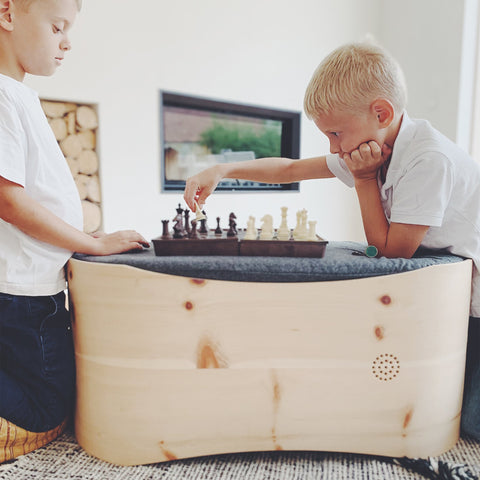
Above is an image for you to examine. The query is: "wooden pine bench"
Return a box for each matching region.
[67,241,472,466]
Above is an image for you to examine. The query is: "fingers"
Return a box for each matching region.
[183,178,198,210]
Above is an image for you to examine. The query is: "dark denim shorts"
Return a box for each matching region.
[462,316,480,439]
[0,291,75,432]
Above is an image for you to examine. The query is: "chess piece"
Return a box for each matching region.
[259,214,274,240]
[227,212,237,237]
[194,200,206,221]
[215,217,222,235]
[244,215,257,240]
[184,209,191,235]
[172,204,187,239]
[299,209,308,240]
[276,206,290,240]
[307,220,318,241]
[189,219,199,239]
[199,217,208,234]
[161,219,171,238]
[293,209,308,240]
[292,210,302,240]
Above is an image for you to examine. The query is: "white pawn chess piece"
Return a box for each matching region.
[276,206,290,241]
[259,214,274,240]
[307,220,319,241]
[244,215,257,240]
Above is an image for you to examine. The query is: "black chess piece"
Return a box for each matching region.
[214,216,222,235]
[227,212,237,237]
[173,204,186,239]
[199,215,208,234]
[161,219,170,238]
[184,209,191,235]
[189,219,199,239]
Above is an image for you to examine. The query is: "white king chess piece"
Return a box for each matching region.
[276,206,291,240]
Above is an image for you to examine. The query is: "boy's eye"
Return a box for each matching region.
[52,25,63,34]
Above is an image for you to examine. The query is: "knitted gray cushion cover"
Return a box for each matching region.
[73,241,464,282]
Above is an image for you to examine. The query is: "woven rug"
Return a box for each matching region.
[1,428,480,480]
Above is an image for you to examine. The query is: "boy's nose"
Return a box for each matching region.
[329,140,341,155]
[61,38,72,51]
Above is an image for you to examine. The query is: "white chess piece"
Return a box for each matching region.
[307,220,319,241]
[292,210,302,240]
[244,215,257,240]
[299,209,309,240]
[294,209,308,240]
[259,214,274,240]
[194,200,206,221]
[276,206,290,240]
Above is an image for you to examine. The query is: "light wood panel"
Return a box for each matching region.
[68,259,472,465]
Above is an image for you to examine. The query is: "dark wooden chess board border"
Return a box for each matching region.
[152,230,328,257]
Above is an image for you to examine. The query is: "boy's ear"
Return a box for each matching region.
[0,0,15,32]
[371,99,395,127]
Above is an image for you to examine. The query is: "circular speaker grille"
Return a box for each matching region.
[372,354,400,381]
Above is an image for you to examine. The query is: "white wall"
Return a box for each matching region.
[26,0,473,243]
[378,0,468,143]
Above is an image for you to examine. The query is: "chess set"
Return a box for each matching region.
[152,204,328,258]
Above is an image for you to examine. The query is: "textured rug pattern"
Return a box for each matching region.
[1,430,480,480]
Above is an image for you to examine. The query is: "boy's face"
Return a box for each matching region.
[313,108,388,161]
[7,0,78,79]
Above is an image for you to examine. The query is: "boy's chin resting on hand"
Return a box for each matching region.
[343,141,392,182]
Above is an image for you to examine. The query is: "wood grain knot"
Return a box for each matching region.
[190,278,206,286]
[374,326,385,340]
[158,441,178,461]
[185,301,193,310]
[403,408,413,429]
[380,295,392,305]
[196,337,228,369]
[68,270,73,280]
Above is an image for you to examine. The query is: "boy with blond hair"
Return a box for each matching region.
[0,0,148,461]
[184,42,480,439]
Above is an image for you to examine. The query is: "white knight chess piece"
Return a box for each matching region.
[259,214,274,240]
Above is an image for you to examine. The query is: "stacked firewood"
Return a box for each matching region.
[41,100,102,233]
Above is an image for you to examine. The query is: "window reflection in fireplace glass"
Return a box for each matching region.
[160,92,300,192]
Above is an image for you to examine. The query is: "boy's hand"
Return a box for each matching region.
[184,165,224,211]
[343,141,392,182]
[90,230,150,256]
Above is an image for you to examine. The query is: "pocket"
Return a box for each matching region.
[0,293,13,314]
[39,294,75,388]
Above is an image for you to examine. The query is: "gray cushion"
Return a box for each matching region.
[72,241,465,283]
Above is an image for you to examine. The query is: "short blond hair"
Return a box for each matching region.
[304,43,407,118]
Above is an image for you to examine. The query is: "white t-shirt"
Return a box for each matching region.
[0,74,83,296]
[326,111,480,317]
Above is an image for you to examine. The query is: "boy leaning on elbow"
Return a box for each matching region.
[0,0,149,462]
[184,42,480,439]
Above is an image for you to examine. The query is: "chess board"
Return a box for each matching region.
[152,230,328,257]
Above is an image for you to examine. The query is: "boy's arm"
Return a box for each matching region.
[184,155,334,210]
[344,142,429,258]
[0,176,149,255]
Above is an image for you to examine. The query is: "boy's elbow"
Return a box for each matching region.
[0,182,25,224]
